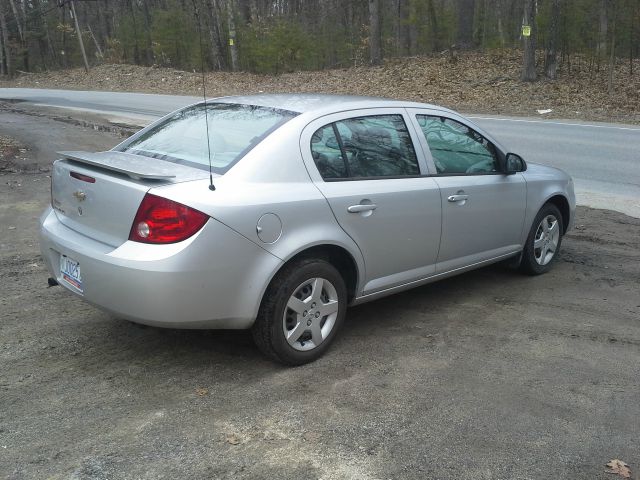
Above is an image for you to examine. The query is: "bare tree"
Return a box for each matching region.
[368,0,381,65]
[8,0,27,70]
[0,2,10,76]
[456,0,476,48]
[205,0,225,70]
[141,0,154,65]
[598,0,608,66]
[545,0,560,79]
[227,0,238,71]
[70,0,90,72]
[521,0,537,81]
[607,0,616,94]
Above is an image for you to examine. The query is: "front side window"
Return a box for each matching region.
[120,103,297,174]
[417,115,499,175]
[311,114,420,180]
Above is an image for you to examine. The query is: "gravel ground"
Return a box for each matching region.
[1,111,639,480]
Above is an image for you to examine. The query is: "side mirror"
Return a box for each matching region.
[505,153,527,174]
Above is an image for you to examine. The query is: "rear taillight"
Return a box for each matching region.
[129,193,209,244]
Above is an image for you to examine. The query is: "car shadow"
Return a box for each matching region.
[64,262,525,376]
[341,262,526,337]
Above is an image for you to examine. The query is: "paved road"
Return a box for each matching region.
[1,87,639,217]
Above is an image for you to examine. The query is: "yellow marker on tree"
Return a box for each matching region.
[522,25,531,37]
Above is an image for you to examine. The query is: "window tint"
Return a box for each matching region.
[417,115,499,175]
[120,103,297,174]
[310,114,420,180]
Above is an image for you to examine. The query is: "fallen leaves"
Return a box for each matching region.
[605,459,632,478]
[194,387,208,396]
[1,50,639,124]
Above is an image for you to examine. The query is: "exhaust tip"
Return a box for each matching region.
[47,277,59,287]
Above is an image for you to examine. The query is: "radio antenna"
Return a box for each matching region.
[192,0,215,191]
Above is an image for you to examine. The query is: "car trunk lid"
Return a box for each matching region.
[51,151,211,247]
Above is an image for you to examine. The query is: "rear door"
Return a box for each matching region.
[407,109,526,272]
[300,109,442,294]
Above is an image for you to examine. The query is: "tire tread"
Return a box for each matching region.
[252,257,344,366]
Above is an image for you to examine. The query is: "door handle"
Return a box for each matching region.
[447,194,469,202]
[347,204,377,213]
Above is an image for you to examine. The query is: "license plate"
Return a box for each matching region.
[60,255,83,293]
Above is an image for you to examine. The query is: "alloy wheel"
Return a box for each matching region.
[282,277,339,352]
[533,214,560,265]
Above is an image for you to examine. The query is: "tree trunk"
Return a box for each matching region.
[545,0,560,79]
[0,5,10,76]
[141,0,153,65]
[8,0,28,71]
[496,0,505,47]
[205,0,224,70]
[98,0,112,40]
[456,0,476,49]
[392,0,400,55]
[0,20,5,75]
[398,0,410,56]
[598,0,608,65]
[38,0,57,65]
[521,0,537,81]
[607,2,616,94]
[227,0,238,71]
[61,2,68,68]
[8,0,23,42]
[368,0,382,65]
[428,0,440,52]
[129,0,141,64]
[70,0,90,72]
[87,25,104,59]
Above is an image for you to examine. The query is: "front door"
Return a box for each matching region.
[408,111,526,272]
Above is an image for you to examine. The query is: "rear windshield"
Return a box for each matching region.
[118,103,298,174]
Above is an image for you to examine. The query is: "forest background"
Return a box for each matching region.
[0,1,638,122]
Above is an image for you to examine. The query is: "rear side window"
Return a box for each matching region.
[416,115,499,175]
[310,125,348,179]
[119,103,297,174]
[311,114,420,180]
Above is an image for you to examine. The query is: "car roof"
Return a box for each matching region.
[209,93,455,115]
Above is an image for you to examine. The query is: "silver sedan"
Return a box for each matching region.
[39,94,575,365]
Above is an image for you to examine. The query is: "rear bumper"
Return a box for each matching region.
[39,207,282,329]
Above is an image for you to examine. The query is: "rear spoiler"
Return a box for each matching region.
[57,151,176,181]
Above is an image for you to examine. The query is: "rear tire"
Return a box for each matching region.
[252,258,347,366]
[520,203,563,275]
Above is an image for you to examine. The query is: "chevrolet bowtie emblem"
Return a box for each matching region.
[73,190,86,202]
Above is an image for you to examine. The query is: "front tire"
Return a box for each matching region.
[252,258,347,366]
[520,203,563,275]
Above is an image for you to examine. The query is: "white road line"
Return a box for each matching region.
[467,116,640,132]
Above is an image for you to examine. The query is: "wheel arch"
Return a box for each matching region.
[545,194,571,234]
[268,243,362,304]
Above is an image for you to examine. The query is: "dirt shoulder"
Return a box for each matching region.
[1,111,640,479]
[2,50,639,125]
